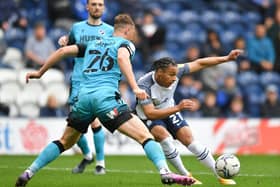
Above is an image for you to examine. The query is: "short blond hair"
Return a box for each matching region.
[114,14,135,30]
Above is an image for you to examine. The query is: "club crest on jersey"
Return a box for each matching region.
[106,108,119,119]
[99,29,105,35]
[152,98,168,105]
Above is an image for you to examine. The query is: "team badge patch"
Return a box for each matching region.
[99,29,105,35]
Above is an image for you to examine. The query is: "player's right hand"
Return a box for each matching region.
[26,71,42,83]
[177,99,196,111]
[133,88,149,100]
[58,35,69,47]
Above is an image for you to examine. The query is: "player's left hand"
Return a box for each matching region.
[133,88,149,100]
[26,71,42,83]
[227,49,243,61]
[58,35,69,47]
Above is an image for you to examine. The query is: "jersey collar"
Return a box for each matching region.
[86,21,103,27]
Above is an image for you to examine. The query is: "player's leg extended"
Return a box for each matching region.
[176,126,236,185]
[72,133,94,174]
[151,125,189,176]
[91,118,106,174]
[76,134,92,160]
[116,114,194,186]
[15,127,81,187]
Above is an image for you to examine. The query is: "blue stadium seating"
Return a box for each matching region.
[237,71,259,89]
[4,28,26,51]
[259,72,280,88]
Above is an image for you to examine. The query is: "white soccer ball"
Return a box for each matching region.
[215,154,240,179]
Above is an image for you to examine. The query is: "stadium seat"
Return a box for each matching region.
[4,28,26,51]
[226,23,245,36]
[48,27,68,48]
[159,10,177,23]
[2,47,23,69]
[0,82,22,104]
[9,103,19,117]
[17,68,38,85]
[221,11,241,25]
[242,11,262,25]
[40,69,65,86]
[0,69,18,84]
[220,30,238,45]
[16,89,40,106]
[20,83,44,101]
[259,72,280,88]
[179,10,199,24]
[166,23,182,42]
[177,30,196,44]
[237,71,259,89]
[200,10,220,25]
[44,82,69,106]
[243,84,264,117]
[167,2,183,14]
[18,103,40,118]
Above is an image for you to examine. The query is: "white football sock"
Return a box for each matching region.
[84,152,93,160]
[187,141,218,177]
[96,160,105,168]
[26,168,34,178]
[160,137,189,175]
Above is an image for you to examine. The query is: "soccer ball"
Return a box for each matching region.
[215,154,240,179]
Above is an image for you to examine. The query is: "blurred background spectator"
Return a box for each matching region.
[216,74,241,113]
[203,29,225,57]
[40,94,66,117]
[24,22,56,69]
[227,96,247,118]
[267,9,280,72]
[200,92,220,117]
[0,102,10,116]
[247,24,275,73]
[261,84,280,117]
[234,37,251,72]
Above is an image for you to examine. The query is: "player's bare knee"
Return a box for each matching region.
[91,118,101,128]
[135,130,153,144]
[60,128,81,149]
[59,137,76,150]
[151,126,169,142]
[180,135,194,146]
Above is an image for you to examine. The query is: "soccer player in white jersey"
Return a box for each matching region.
[58,0,113,174]
[136,49,243,185]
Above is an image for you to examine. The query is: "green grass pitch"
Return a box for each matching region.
[1,155,279,187]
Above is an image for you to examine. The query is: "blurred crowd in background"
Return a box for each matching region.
[0,0,280,118]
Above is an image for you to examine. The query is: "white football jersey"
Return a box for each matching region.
[136,64,189,120]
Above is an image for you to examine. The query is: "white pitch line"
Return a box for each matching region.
[0,165,278,178]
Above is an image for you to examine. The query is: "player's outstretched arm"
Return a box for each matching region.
[187,49,243,73]
[141,99,196,120]
[117,48,148,100]
[26,45,79,83]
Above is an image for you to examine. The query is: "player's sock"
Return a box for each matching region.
[28,140,65,174]
[187,141,217,176]
[142,138,170,173]
[160,137,189,175]
[77,134,92,160]
[92,126,105,166]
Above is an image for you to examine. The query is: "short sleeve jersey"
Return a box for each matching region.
[76,36,135,92]
[68,21,114,83]
[135,64,190,120]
